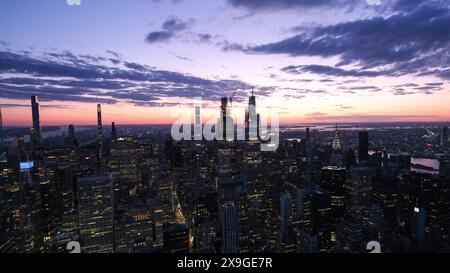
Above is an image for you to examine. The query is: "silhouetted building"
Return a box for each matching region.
[280,193,292,237]
[358,131,369,162]
[311,188,332,252]
[221,201,238,253]
[245,89,257,141]
[443,127,448,147]
[0,106,3,145]
[163,223,189,253]
[411,207,425,247]
[78,176,114,253]
[65,124,77,148]
[97,104,103,172]
[31,96,42,148]
[111,122,117,141]
[439,155,450,179]
[344,148,357,169]
[321,166,346,227]
[349,167,374,207]
[217,97,234,141]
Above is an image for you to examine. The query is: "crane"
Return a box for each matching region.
[229,89,238,107]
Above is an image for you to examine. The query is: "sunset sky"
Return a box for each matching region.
[0,0,449,126]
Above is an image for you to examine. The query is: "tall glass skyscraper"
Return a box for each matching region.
[78,175,114,253]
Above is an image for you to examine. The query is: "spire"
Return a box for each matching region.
[332,124,342,153]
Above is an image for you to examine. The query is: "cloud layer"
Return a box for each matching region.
[0,50,251,106]
[226,0,450,80]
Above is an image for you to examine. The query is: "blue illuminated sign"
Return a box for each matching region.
[20,161,34,170]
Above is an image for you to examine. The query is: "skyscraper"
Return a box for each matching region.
[194,105,202,140]
[31,96,42,148]
[0,106,3,145]
[330,125,343,166]
[97,104,103,172]
[358,131,369,162]
[245,88,257,141]
[68,124,75,140]
[217,97,233,141]
[280,193,292,236]
[321,166,346,227]
[443,126,449,147]
[111,122,117,141]
[349,167,374,207]
[163,223,189,253]
[65,124,77,148]
[78,175,114,253]
[311,188,332,252]
[411,207,426,247]
[221,201,238,253]
[331,125,342,153]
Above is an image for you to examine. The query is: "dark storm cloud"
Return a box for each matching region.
[228,1,450,79]
[0,50,253,106]
[0,103,70,109]
[227,0,358,11]
[145,31,174,43]
[145,16,192,44]
[162,17,190,32]
[198,34,213,43]
[282,65,386,77]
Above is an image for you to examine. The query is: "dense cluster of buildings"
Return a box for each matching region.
[1,94,450,253]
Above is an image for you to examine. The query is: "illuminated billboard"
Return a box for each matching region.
[20,161,34,170]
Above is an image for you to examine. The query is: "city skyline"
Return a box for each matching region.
[1,0,450,126]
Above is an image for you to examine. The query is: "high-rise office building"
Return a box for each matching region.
[194,105,202,140]
[439,155,450,179]
[68,124,75,140]
[0,106,3,145]
[221,201,238,253]
[443,126,449,147]
[111,122,117,141]
[358,131,369,162]
[217,97,234,141]
[163,223,189,253]
[65,124,77,148]
[78,175,114,253]
[245,89,257,141]
[296,187,313,230]
[336,205,364,251]
[321,166,346,227]
[411,207,426,247]
[31,96,42,148]
[331,125,342,153]
[280,193,292,236]
[20,159,44,252]
[330,125,343,166]
[349,167,374,208]
[311,188,332,252]
[97,104,103,172]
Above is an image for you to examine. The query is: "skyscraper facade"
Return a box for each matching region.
[31,96,42,148]
[358,131,369,162]
[97,104,103,172]
[0,106,3,145]
[78,175,114,253]
[221,201,238,253]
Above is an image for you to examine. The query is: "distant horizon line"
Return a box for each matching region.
[3,121,450,128]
